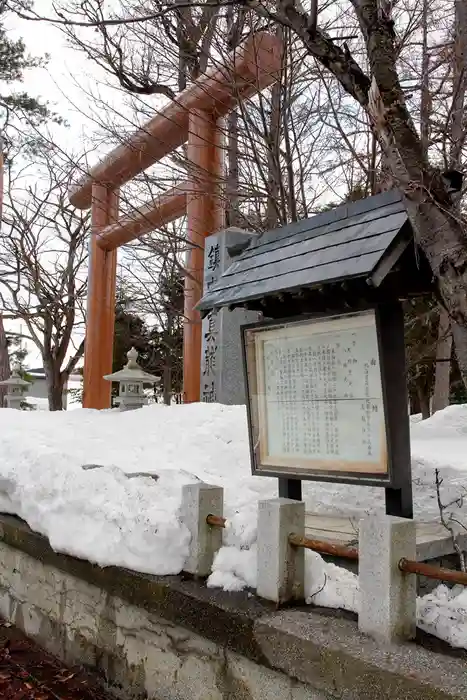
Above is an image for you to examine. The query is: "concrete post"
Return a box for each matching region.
[256,498,305,604]
[359,514,417,644]
[181,483,224,577]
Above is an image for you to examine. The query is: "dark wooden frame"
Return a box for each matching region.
[241,302,413,518]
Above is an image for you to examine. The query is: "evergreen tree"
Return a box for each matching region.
[0,6,61,154]
[112,279,183,405]
[113,294,153,373]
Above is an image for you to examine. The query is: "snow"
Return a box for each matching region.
[25,396,49,411]
[0,402,466,649]
[417,585,467,649]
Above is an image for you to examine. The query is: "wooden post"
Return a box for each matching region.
[83,184,119,409]
[378,303,414,519]
[184,110,224,403]
[100,191,119,398]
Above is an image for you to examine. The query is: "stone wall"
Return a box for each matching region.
[0,515,465,700]
[0,540,322,700]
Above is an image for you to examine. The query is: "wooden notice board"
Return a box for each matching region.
[242,309,396,486]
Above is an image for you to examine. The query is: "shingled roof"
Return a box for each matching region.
[198,189,414,313]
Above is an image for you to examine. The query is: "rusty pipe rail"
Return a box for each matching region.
[206,518,467,587]
[288,534,359,561]
[206,514,226,529]
[399,558,467,586]
[289,534,467,585]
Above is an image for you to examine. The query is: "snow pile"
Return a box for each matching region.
[208,545,360,612]
[25,396,49,411]
[418,585,467,649]
[206,508,360,612]
[0,403,254,575]
[0,403,466,648]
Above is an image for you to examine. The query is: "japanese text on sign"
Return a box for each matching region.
[247,311,387,476]
[201,239,222,403]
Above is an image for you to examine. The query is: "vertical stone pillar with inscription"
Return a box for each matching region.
[201,228,261,405]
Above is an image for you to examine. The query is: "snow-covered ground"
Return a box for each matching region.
[0,403,466,649]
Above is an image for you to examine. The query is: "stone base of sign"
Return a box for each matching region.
[201,228,261,405]
[359,514,417,644]
[257,498,305,604]
[181,483,224,577]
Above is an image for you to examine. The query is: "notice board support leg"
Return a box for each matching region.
[278,478,302,501]
[378,302,413,520]
[385,487,413,519]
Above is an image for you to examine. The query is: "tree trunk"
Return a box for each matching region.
[225,5,244,228]
[419,0,430,156]
[449,0,467,169]
[44,362,66,411]
[432,0,467,403]
[265,78,282,229]
[361,0,467,390]
[409,390,420,416]
[163,362,172,406]
[48,383,65,411]
[416,383,431,420]
[0,315,9,407]
[432,309,453,413]
[226,109,240,227]
[163,311,176,406]
[403,194,467,392]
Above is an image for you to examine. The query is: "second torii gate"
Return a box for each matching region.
[69,33,282,409]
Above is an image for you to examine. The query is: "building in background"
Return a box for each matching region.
[26,368,82,410]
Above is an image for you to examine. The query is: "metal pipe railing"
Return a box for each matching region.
[399,557,467,585]
[206,514,226,529]
[205,515,467,587]
[288,533,359,561]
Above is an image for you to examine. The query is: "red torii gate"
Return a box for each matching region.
[69,33,281,409]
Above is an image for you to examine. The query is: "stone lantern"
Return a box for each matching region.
[103,347,160,411]
[0,365,31,409]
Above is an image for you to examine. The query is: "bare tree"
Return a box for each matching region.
[435,468,467,572]
[0,145,90,410]
[251,0,467,389]
[432,1,467,412]
[119,220,186,405]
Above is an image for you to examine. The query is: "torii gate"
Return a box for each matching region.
[69,32,281,409]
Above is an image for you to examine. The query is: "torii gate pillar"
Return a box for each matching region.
[184,110,224,403]
[83,185,119,409]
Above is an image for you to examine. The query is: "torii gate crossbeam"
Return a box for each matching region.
[69,33,282,408]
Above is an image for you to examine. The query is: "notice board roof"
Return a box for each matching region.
[198,190,415,313]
